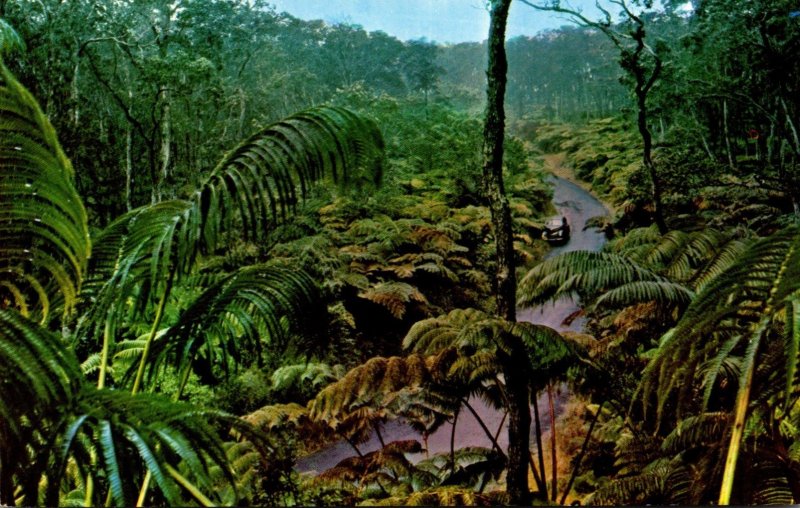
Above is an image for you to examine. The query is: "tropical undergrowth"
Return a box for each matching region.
[518,213,800,503]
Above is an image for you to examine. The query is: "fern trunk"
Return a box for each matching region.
[504,359,532,504]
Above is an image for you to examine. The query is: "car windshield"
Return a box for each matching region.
[545,218,564,228]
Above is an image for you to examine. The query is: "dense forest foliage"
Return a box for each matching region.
[1,0,800,505]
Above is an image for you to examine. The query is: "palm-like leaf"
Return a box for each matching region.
[519,228,746,312]
[518,251,675,309]
[0,58,90,321]
[404,307,580,391]
[640,226,800,420]
[60,388,248,507]
[0,309,256,507]
[0,309,82,504]
[637,226,800,503]
[137,264,323,387]
[201,106,383,248]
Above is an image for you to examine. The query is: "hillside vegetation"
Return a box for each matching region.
[1,0,800,505]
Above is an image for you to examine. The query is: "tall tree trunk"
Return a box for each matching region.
[158,95,171,201]
[484,2,515,324]
[548,383,558,501]
[483,3,532,504]
[723,99,735,170]
[71,59,80,127]
[631,37,666,234]
[126,80,134,211]
[533,395,548,495]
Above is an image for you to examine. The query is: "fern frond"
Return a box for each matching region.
[596,280,694,309]
[0,59,90,320]
[309,355,432,424]
[0,309,81,451]
[271,362,344,394]
[640,226,800,422]
[143,264,322,385]
[518,250,661,307]
[590,467,667,505]
[661,412,729,455]
[358,281,428,319]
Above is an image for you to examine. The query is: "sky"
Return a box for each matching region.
[266,0,611,44]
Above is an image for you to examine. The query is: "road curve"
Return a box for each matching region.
[296,175,609,474]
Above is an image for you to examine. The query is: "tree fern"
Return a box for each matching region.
[358,281,428,319]
[519,228,745,313]
[309,354,433,427]
[637,226,800,503]
[404,308,580,384]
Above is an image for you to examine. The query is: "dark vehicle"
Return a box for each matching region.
[542,216,570,244]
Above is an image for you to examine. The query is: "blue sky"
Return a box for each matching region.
[267,0,609,44]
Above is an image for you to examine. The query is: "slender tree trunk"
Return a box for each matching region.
[462,398,507,459]
[483,0,516,324]
[548,383,558,501]
[723,99,735,170]
[71,60,80,127]
[450,406,460,472]
[560,401,605,505]
[126,125,133,211]
[158,96,171,201]
[0,433,14,506]
[483,1,532,504]
[636,78,667,234]
[125,78,133,211]
[502,364,532,504]
[374,423,386,448]
[533,393,547,495]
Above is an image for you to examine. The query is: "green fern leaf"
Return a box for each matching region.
[0,60,90,320]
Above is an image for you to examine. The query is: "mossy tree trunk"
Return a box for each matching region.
[482,0,532,504]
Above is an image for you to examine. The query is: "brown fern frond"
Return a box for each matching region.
[358,281,428,319]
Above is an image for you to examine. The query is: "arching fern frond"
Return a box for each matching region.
[0,19,24,55]
[0,58,90,321]
[0,309,81,497]
[636,226,800,503]
[589,466,668,505]
[199,106,383,251]
[142,264,323,387]
[271,362,345,395]
[640,226,800,421]
[309,354,432,427]
[518,251,666,308]
[80,105,384,347]
[661,412,729,455]
[404,308,582,395]
[61,388,244,507]
[596,280,694,309]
